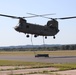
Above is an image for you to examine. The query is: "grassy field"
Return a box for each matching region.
[0,60,76,71]
[0,50,76,71]
[0,50,76,56]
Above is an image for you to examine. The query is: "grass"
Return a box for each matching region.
[0,50,76,56]
[0,60,75,75]
[0,60,76,71]
[0,60,54,69]
[53,63,76,70]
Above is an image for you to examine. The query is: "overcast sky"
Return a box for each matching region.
[0,0,76,46]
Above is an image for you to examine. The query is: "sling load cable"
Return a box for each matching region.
[31,34,36,55]
[43,36,45,48]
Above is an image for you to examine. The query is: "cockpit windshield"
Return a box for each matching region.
[19,18,27,27]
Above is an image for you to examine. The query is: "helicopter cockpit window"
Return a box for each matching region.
[19,18,26,24]
[19,18,27,27]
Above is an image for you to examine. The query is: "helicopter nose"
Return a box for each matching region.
[14,26,20,32]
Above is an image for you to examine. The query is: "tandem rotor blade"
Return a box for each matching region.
[35,16,76,20]
[0,14,21,19]
[41,16,76,20]
[0,14,38,19]
[0,13,54,19]
[27,13,55,18]
[55,16,76,20]
[37,16,76,20]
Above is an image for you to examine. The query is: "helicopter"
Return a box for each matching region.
[0,13,76,39]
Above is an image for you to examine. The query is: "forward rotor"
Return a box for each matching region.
[0,13,55,19]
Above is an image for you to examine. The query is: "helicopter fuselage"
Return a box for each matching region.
[14,18,59,38]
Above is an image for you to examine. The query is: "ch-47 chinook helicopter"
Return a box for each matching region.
[0,13,76,39]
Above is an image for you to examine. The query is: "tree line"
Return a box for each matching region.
[0,44,76,51]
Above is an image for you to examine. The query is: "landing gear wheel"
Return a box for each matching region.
[53,36,55,39]
[45,36,47,39]
[26,35,29,38]
[34,35,37,38]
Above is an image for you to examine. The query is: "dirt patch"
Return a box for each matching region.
[0,66,26,70]
[54,69,76,75]
[0,67,58,75]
